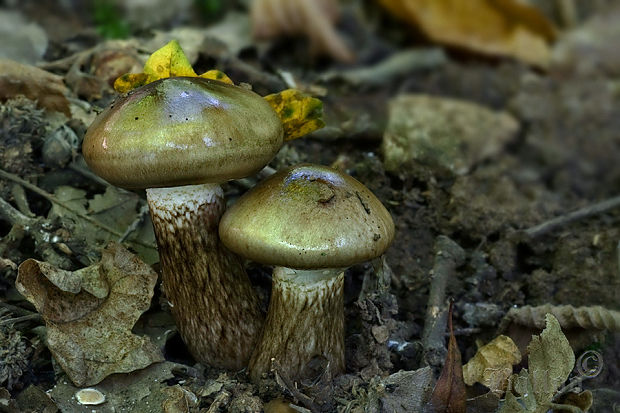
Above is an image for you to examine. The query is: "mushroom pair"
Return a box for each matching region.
[82,77,284,369]
[82,76,395,380]
[219,163,395,382]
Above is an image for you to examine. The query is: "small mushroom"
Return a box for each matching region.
[82,77,284,369]
[219,164,394,382]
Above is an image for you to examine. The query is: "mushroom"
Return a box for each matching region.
[219,163,395,382]
[82,77,284,369]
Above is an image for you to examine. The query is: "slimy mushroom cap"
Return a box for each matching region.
[83,77,283,189]
[220,163,395,269]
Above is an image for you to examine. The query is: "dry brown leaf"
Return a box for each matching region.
[0,59,70,116]
[462,335,521,396]
[16,243,162,386]
[377,0,556,67]
[425,302,466,413]
[499,304,620,332]
[251,0,354,62]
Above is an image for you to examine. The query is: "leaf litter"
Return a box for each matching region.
[15,242,162,387]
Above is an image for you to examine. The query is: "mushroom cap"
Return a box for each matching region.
[82,77,284,189]
[219,164,395,269]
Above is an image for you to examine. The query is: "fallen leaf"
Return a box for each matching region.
[16,243,162,386]
[142,39,197,79]
[264,89,325,141]
[251,0,354,62]
[499,314,576,413]
[0,59,70,116]
[462,335,521,395]
[162,385,198,413]
[425,302,466,413]
[527,313,575,408]
[380,368,434,412]
[377,0,556,67]
[48,185,158,265]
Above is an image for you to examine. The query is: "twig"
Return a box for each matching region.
[522,194,620,239]
[118,203,150,243]
[69,157,114,188]
[10,183,34,217]
[272,360,321,413]
[0,168,156,250]
[320,49,447,87]
[0,301,36,318]
[0,313,42,326]
[421,236,465,369]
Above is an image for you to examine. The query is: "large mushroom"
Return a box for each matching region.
[82,77,284,369]
[219,163,395,382]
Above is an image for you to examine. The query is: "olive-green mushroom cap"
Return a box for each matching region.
[83,77,284,189]
[219,164,395,269]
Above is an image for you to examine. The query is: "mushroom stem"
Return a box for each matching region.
[147,183,263,370]
[249,266,345,382]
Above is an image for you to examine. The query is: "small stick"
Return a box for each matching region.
[421,236,465,369]
[272,360,321,413]
[0,301,36,317]
[10,183,34,217]
[0,313,42,326]
[523,194,620,239]
[118,203,150,243]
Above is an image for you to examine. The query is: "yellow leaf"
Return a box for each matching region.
[143,39,197,79]
[199,70,234,85]
[264,89,325,141]
[113,73,150,93]
[113,40,202,92]
[111,41,325,140]
[377,0,556,67]
[463,335,521,396]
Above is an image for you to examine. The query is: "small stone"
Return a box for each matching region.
[382,94,518,176]
[75,388,105,406]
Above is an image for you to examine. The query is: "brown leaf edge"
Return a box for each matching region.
[425,301,467,413]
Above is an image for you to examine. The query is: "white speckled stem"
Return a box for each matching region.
[147,184,264,370]
[248,266,345,382]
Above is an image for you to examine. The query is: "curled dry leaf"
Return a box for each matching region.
[462,335,521,396]
[425,303,466,413]
[0,59,70,116]
[377,0,556,67]
[251,0,354,62]
[16,242,162,387]
[499,304,620,332]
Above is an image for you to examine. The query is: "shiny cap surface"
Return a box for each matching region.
[219,164,395,269]
[83,77,283,189]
